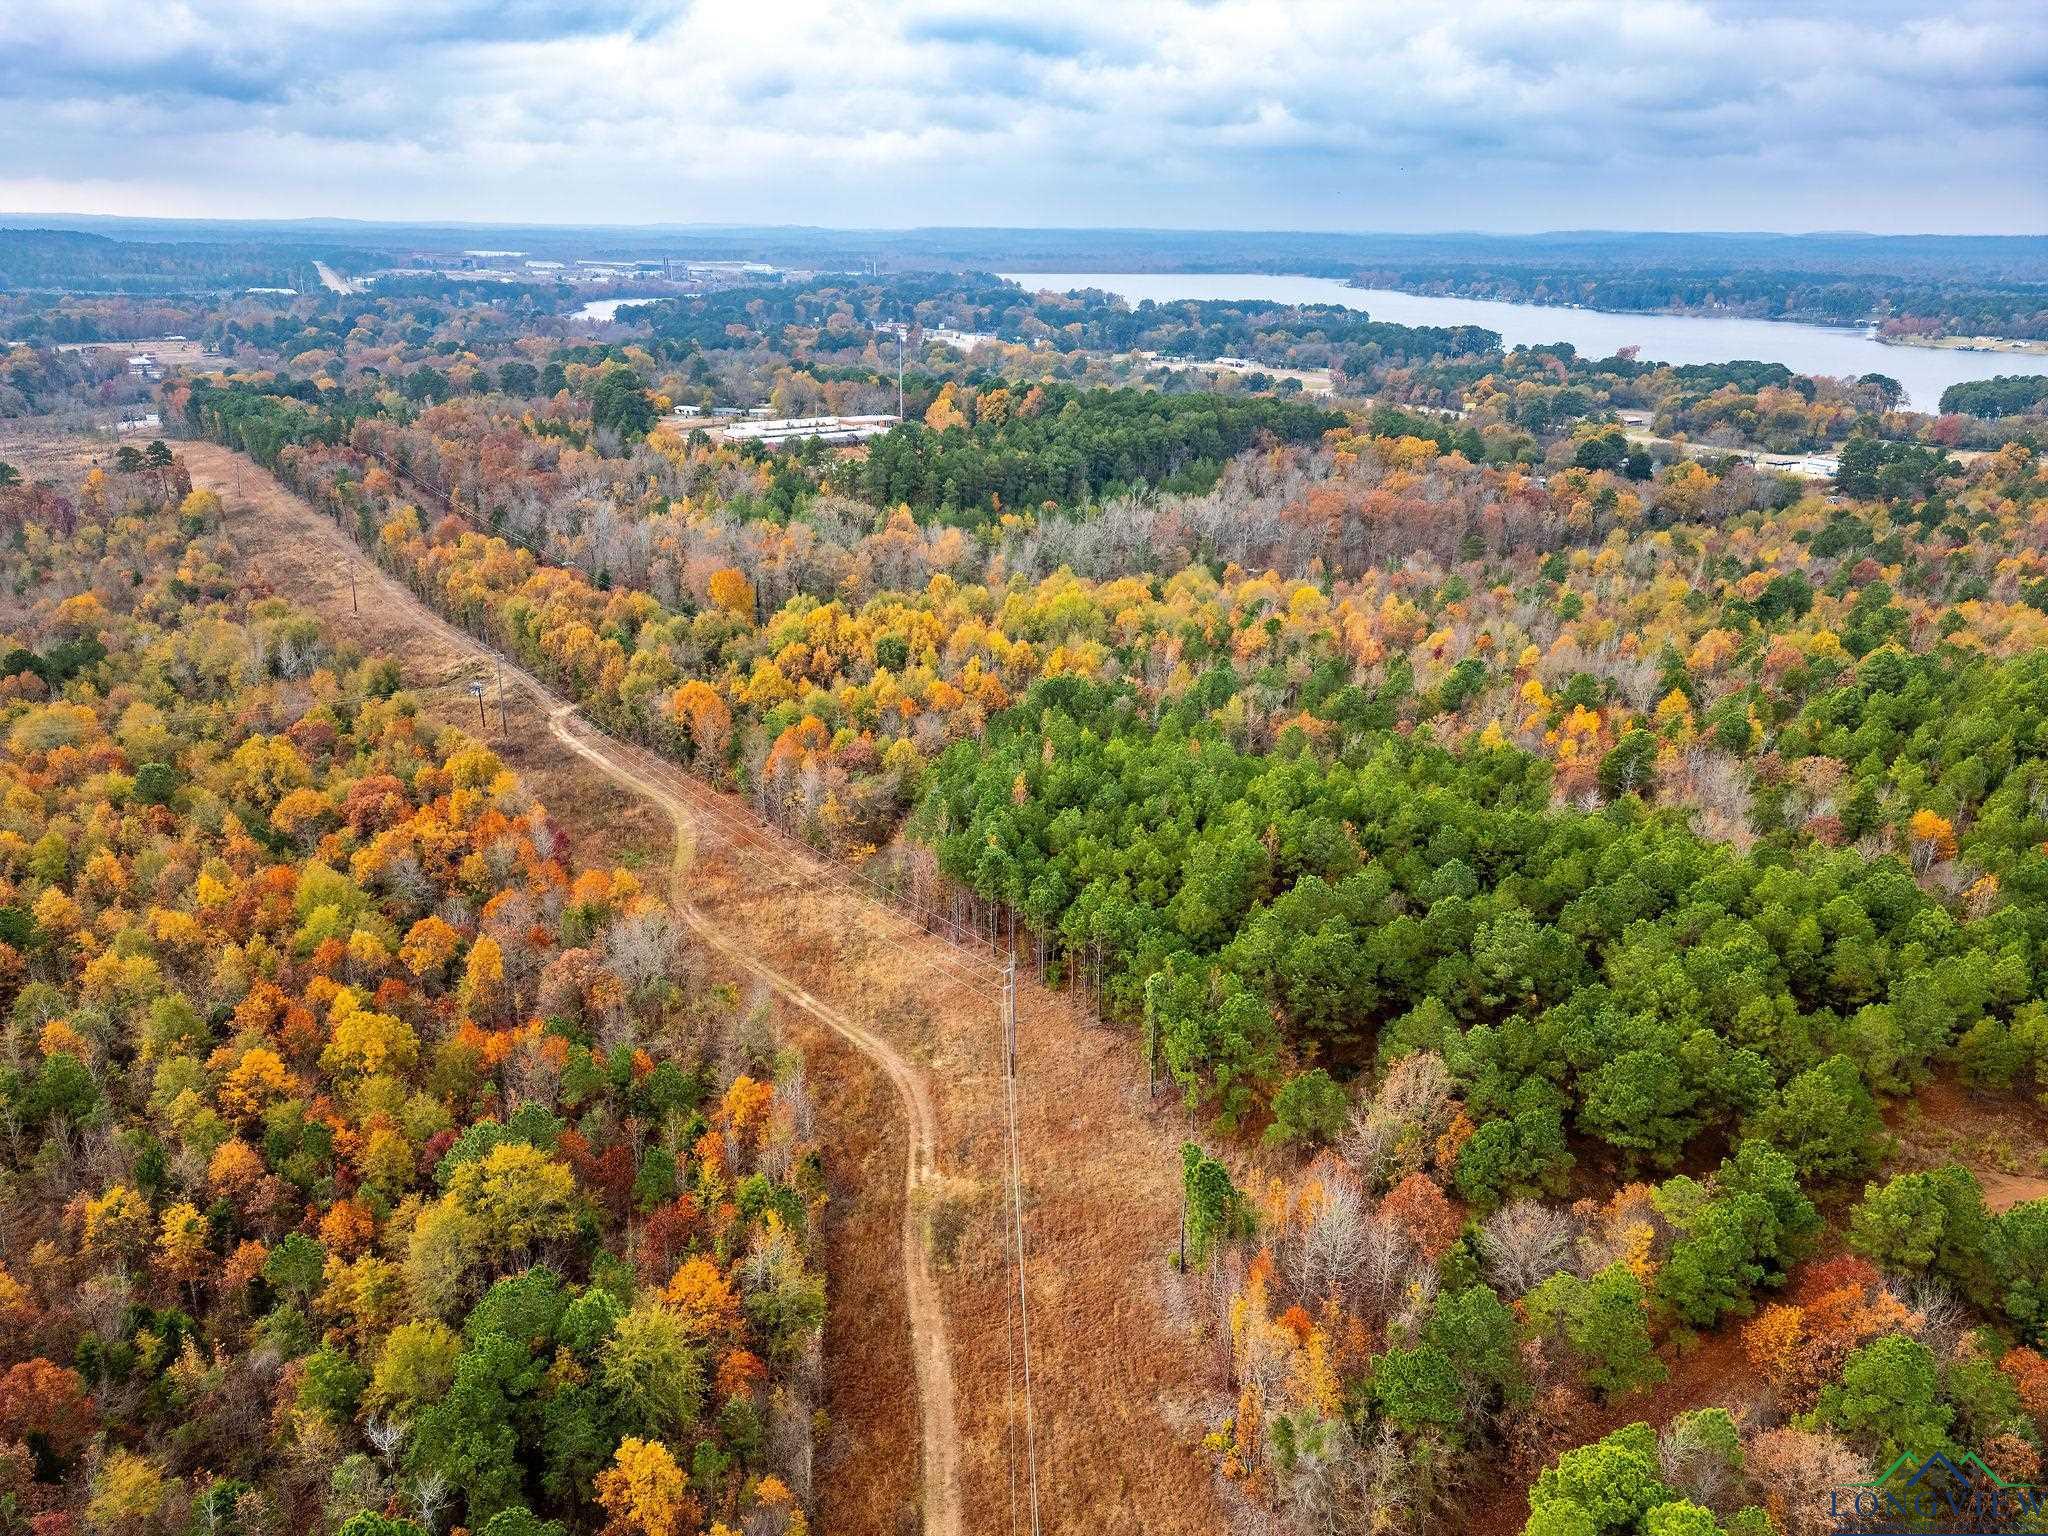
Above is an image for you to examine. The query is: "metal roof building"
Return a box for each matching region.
[711,413,902,447]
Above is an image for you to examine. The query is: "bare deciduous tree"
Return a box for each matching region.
[363,1418,407,1467]
[1287,1166,1372,1304]
[1892,1274,1970,1357]
[1341,1050,1457,1189]
[602,908,682,995]
[1745,1428,1869,1536]
[1354,1213,1423,1328]
[410,1469,451,1534]
[1478,1199,1576,1297]
[1659,1405,1752,1512]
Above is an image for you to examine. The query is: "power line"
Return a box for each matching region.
[262,448,1089,1531]
[541,708,1008,1003]
[1002,954,1044,1536]
[1002,970,1022,1536]
[362,461,1027,989]
[329,526,1014,1013]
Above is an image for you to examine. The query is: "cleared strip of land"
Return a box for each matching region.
[187,440,1230,1535]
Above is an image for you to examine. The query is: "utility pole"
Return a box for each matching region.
[349,563,359,615]
[495,653,508,734]
[468,679,486,732]
[897,322,906,422]
[1004,955,1017,1078]
[1179,1100,1195,1272]
[1179,1179,1187,1271]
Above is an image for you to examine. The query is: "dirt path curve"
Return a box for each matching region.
[181,442,961,1536]
[538,702,962,1536]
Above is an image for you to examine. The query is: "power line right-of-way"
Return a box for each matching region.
[273,454,1057,1533]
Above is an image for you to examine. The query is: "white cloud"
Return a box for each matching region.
[0,0,2040,231]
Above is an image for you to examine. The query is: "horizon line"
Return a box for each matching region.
[3,212,2045,243]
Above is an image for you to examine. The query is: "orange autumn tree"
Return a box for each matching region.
[1906,808,1958,870]
[664,1256,742,1341]
[0,466,831,1536]
[1381,1171,1462,1260]
[670,680,733,769]
[400,913,463,977]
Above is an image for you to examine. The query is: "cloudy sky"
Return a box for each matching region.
[2,0,2042,233]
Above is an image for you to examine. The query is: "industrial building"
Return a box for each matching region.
[711,413,902,447]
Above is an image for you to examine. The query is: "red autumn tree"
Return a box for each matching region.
[0,1359,96,1463]
[1381,1172,1461,1260]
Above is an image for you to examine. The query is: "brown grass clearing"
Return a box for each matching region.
[1888,1071,2048,1210]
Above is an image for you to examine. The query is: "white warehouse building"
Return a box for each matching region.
[711,414,902,447]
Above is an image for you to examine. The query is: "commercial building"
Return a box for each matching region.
[925,326,997,350]
[711,413,902,447]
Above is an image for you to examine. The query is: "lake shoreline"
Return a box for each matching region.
[1877,333,2048,356]
[1337,281,1880,336]
[1001,271,2048,411]
[1332,282,2048,358]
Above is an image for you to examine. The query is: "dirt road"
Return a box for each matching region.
[188,439,1233,1536]
[179,440,958,1534]
[539,702,963,1536]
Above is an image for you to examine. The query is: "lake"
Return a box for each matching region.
[1000,271,2047,412]
[571,297,662,322]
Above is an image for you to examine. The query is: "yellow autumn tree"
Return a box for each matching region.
[321,994,420,1076]
[156,1201,209,1281]
[219,1045,298,1117]
[445,1142,579,1252]
[923,383,967,433]
[706,568,754,620]
[87,1449,171,1536]
[720,1074,774,1141]
[595,1437,694,1536]
[271,786,331,840]
[83,1184,151,1261]
[461,933,507,1019]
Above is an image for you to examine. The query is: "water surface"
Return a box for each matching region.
[571,297,661,322]
[1002,271,2046,411]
